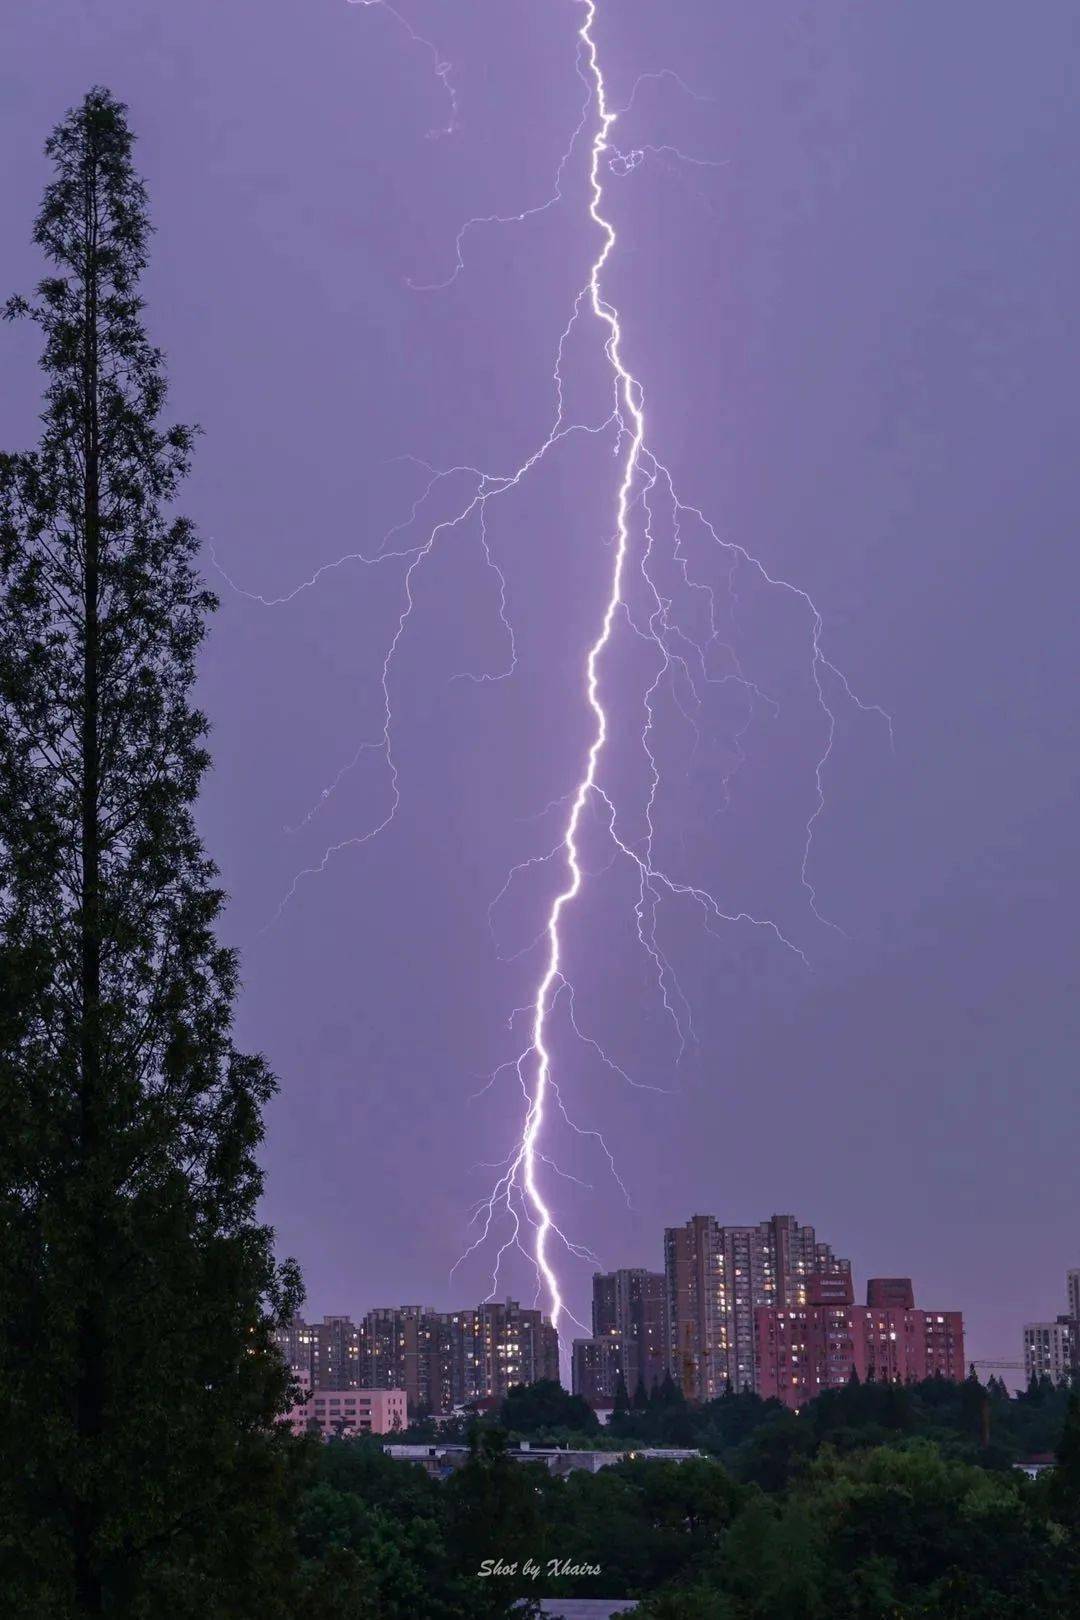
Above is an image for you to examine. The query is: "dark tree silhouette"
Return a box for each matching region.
[0,89,301,1615]
[1050,1390,1080,1532]
[500,1377,598,1434]
[446,1427,543,1617]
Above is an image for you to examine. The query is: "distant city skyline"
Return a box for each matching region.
[664,1212,850,1399]
[273,1206,981,1410]
[284,1221,1069,1393]
[276,1298,559,1411]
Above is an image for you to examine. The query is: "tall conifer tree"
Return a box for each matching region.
[0,89,301,1616]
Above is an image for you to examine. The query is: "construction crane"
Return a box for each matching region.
[969,1360,1024,1371]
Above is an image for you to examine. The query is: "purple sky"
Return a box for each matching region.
[3,1,1079,1373]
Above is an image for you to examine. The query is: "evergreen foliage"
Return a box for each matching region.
[500,1377,599,1436]
[0,89,301,1616]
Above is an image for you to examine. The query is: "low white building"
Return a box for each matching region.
[1013,1454,1056,1480]
[385,1441,704,1478]
[515,1603,639,1618]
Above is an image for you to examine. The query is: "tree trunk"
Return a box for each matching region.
[74,135,104,1619]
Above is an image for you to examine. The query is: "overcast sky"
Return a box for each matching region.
[3,1,1078,1372]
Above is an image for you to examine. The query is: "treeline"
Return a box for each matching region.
[398,1371,1075,1481]
[610,1369,1075,1482]
[290,1387,1080,1617]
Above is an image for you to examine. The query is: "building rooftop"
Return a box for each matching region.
[385,1442,705,1475]
[515,1603,638,1618]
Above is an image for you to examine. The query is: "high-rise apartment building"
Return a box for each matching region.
[273,1314,361,1388]
[916,1309,966,1381]
[1024,1319,1077,1385]
[754,1271,856,1407]
[1023,1268,1080,1386]
[353,1299,559,1411]
[755,1276,965,1409]
[317,1315,361,1388]
[592,1269,666,1393]
[471,1298,560,1402]
[431,1301,559,1406]
[272,1316,321,1385]
[571,1333,627,1403]
[360,1306,437,1411]
[664,1213,850,1399]
[431,1309,483,1413]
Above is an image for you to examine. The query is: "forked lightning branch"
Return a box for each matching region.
[220,0,890,1364]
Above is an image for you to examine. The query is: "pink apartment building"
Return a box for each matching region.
[284,1376,407,1438]
[755,1274,965,1410]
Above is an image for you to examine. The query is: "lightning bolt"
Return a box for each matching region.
[507,1,647,1350]
[215,1,892,1377]
[451,1,889,1369]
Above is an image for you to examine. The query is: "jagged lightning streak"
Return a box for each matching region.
[217,0,891,1368]
[508,0,645,1348]
[464,1,887,1361]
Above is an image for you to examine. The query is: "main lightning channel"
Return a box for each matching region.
[515,0,645,1349]
[216,0,892,1368]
